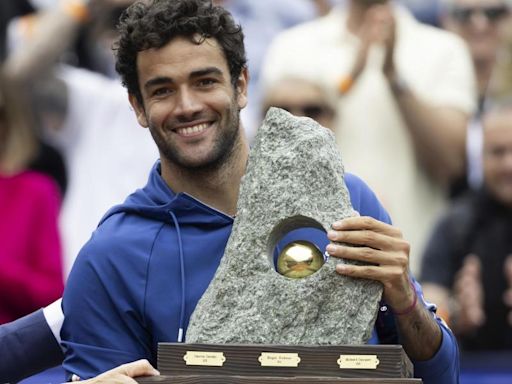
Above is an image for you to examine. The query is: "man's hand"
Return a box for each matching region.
[79,359,160,383]
[326,216,414,312]
[350,4,397,83]
[452,254,485,335]
[326,216,442,361]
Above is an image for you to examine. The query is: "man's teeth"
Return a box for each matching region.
[177,123,208,136]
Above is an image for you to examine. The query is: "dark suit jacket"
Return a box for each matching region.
[0,309,64,383]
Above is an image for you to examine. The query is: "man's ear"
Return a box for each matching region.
[236,67,249,110]
[129,93,149,128]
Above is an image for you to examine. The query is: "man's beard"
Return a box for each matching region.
[149,101,241,173]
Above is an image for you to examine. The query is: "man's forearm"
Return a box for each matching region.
[3,7,82,83]
[396,302,443,361]
[389,79,468,185]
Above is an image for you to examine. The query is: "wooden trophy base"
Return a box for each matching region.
[136,343,422,383]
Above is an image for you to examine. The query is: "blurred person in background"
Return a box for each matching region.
[0,0,35,60]
[441,0,512,195]
[261,76,337,131]
[398,0,443,26]
[212,0,336,142]
[420,103,512,351]
[5,0,158,274]
[261,0,477,274]
[0,61,63,325]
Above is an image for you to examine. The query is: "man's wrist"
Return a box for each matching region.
[390,280,418,316]
[42,298,64,347]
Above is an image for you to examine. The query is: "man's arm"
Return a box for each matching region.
[80,359,159,384]
[353,4,473,185]
[61,239,153,379]
[325,214,459,383]
[327,217,442,360]
[0,306,64,383]
[3,1,131,82]
[341,174,459,383]
[2,3,84,83]
[387,79,468,185]
[0,302,158,384]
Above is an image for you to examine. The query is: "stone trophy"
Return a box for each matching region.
[137,108,420,383]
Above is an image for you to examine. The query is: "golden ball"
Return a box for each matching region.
[277,240,325,279]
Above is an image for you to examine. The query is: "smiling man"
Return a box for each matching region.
[129,34,248,215]
[61,1,459,383]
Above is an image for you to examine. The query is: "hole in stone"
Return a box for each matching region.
[267,216,328,279]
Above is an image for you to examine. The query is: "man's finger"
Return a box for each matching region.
[327,228,405,251]
[327,244,389,265]
[332,216,401,235]
[116,360,160,378]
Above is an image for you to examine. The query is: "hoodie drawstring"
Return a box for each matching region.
[169,210,186,342]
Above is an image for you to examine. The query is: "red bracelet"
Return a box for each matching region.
[392,281,418,316]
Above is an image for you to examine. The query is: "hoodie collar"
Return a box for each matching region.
[99,161,234,225]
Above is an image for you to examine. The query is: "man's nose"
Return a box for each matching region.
[469,10,491,31]
[174,88,202,117]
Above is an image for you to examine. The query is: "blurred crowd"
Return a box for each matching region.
[1,0,512,363]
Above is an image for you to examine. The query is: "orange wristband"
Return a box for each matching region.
[338,75,354,95]
[62,0,90,23]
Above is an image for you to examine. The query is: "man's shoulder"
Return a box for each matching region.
[75,211,163,267]
[399,8,468,53]
[344,173,377,205]
[345,173,391,224]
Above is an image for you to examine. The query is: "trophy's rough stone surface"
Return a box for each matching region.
[186,108,382,345]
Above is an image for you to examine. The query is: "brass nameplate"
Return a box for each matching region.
[183,351,226,367]
[258,352,301,367]
[337,355,380,369]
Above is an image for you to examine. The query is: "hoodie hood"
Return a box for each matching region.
[92,161,233,345]
[99,161,233,226]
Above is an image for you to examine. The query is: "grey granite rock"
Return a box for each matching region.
[186,108,382,345]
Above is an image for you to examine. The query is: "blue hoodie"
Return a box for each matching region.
[61,162,459,383]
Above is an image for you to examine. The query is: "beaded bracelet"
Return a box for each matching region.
[392,281,418,316]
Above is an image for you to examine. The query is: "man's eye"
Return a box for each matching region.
[198,79,216,87]
[153,88,171,96]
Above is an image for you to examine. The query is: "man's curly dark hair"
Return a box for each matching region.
[114,0,247,104]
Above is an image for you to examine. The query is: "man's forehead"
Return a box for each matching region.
[484,109,512,133]
[136,36,231,86]
[138,36,226,67]
[140,35,224,60]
